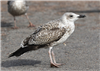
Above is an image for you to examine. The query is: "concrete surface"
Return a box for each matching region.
[1,1,100,71]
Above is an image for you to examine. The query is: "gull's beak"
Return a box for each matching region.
[78,15,86,18]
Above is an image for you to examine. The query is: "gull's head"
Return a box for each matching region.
[62,12,86,22]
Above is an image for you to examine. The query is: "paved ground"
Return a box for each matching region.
[1,1,100,71]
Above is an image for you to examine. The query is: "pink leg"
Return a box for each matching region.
[25,13,35,27]
[48,47,60,68]
[12,17,18,29]
[52,51,64,66]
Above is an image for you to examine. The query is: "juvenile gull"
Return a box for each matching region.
[7,0,35,29]
[8,12,85,67]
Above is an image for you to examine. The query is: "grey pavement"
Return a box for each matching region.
[1,1,100,71]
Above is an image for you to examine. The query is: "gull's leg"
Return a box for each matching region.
[48,47,53,64]
[51,51,56,63]
[12,17,18,29]
[25,13,35,27]
[48,47,59,68]
[52,51,64,66]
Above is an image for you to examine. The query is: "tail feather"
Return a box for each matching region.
[8,48,26,58]
[8,45,40,58]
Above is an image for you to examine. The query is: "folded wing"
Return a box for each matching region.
[21,21,66,47]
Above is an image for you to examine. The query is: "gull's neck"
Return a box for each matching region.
[61,16,74,26]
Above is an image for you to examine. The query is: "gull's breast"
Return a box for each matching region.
[55,24,75,45]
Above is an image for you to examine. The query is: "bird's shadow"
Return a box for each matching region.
[1,21,13,28]
[1,59,41,68]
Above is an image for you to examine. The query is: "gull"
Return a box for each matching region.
[8,12,85,67]
[7,0,35,29]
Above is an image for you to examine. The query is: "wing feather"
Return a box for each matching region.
[21,20,66,47]
[29,27,66,45]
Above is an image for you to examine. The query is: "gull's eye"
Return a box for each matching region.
[69,15,73,17]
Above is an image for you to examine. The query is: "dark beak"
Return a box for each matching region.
[78,15,86,18]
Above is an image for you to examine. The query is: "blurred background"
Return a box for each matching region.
[1,1,100,71]
[1,1,100,27]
